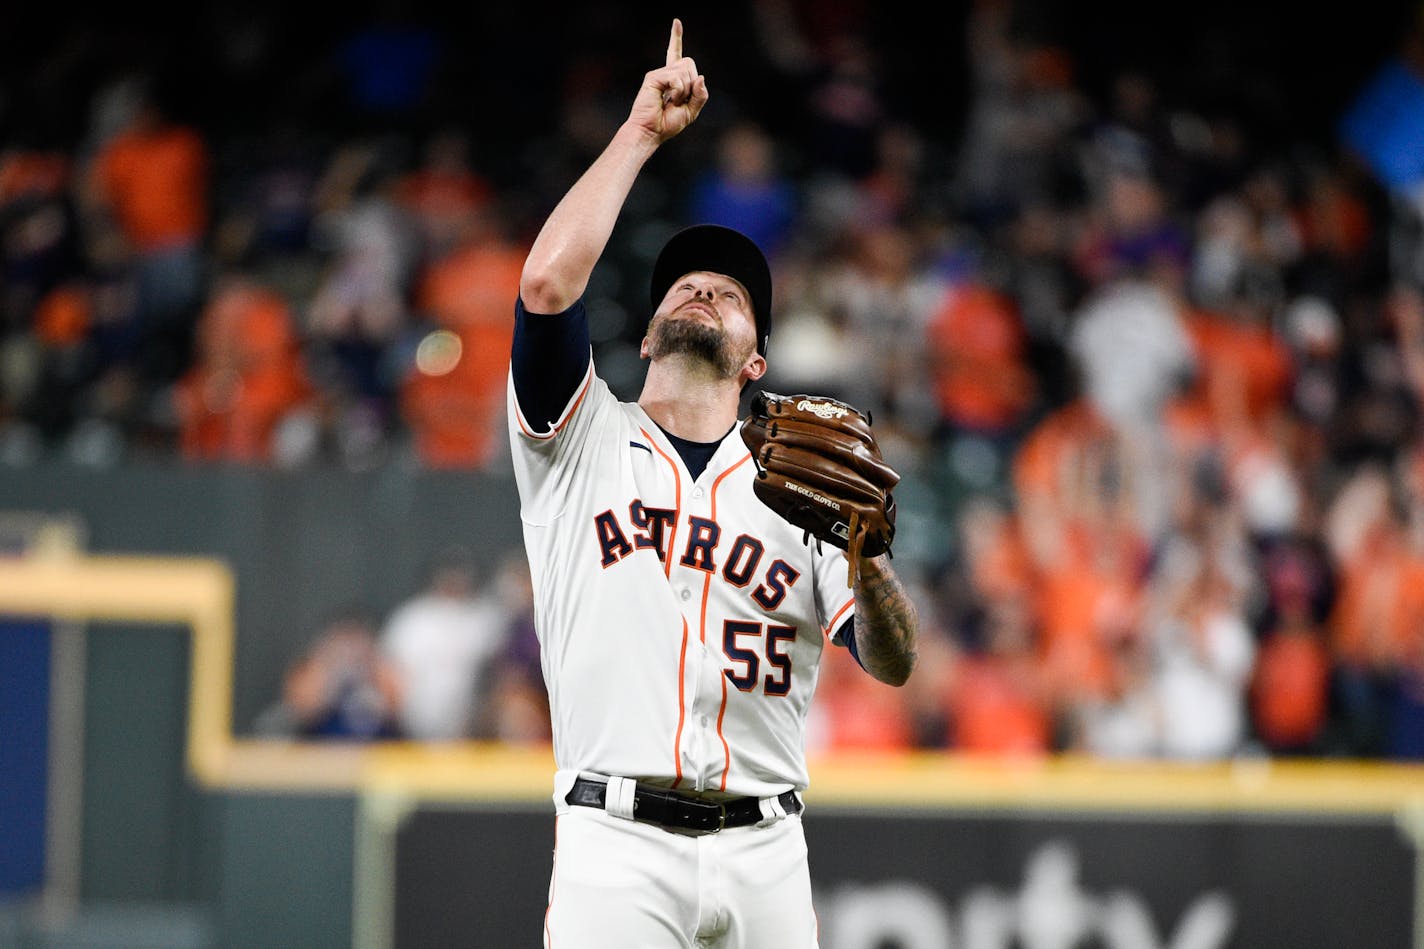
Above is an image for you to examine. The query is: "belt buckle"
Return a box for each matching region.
[684,798,727,836]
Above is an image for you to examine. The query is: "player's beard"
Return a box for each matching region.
[646,313,744,378]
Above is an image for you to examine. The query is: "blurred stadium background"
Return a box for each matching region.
[4,1,1424,946]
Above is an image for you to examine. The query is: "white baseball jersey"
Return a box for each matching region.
[508,359,855,799]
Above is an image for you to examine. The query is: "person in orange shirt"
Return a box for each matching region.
[943,588,1056,756]
[1179,297,1295,441]
[1249,542,1333,755]
[83,84,211,393]
[392,126,495,266]
[1320,462,1424,754]
[925,281,1037,439]
[1010,393,1154,702]
[956,494,1038,605]
[1253,600,1332,756]
[1032,525,1146,706]
[174,272,313,464]
[1010,394,1107,574]
[398,207,525,468]
[1011,394,1122,531]
[1325,465,1424,671]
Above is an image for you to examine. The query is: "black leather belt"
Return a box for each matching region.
[566,777,801,835]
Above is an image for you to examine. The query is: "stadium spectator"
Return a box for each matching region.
[1069,621,1161,759]
[687,119,798,260]
[942,586,1057,756]
[1179,278,1296,444]
[1067,279,1196,540]
[811,218,947,427]
[396,200,523,469]
[925,279,1038,511]
[255,606,404,741]
[304,139,422,466]
[211,128,325,269]
[1071,165,1192,296]
[392,125,496,267]
[79,78,211,410]
[1148,562,1257,761]
[379,543,511,741]
[927,281,1037,438]
[174,271,315,465]
[1249,553,1333,755]
[1323,462,1424,755]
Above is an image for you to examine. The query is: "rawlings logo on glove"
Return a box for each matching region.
[795,398,851,420]
[740,391,900,587]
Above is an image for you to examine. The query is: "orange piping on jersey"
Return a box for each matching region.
[822,598,856,640]
[717,674,731,791]
[515,363,593,440]
[706,454,750,790]
[698,454,752,643]
[641,427,683,579]
[673,616,690,788]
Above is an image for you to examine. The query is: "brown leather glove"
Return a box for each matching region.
[740,391,900,586]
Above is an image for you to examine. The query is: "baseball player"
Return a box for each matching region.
[508,19,920,948]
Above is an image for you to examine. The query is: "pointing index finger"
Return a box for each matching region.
[666,18,683,66]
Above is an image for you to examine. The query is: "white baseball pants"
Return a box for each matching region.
[542,805,819,948]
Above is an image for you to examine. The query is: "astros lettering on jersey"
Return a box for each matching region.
[508,361,855,802]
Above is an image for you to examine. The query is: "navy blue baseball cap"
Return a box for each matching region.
[650,224,773,355]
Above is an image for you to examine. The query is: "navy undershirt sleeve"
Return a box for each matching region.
[511,297,592,432]
[840,619,865,670]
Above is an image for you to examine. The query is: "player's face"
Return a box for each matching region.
[645,271,760,378]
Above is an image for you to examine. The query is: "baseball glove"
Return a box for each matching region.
[740,391,900,586]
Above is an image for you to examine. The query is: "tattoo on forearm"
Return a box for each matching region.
[853,559,919,686]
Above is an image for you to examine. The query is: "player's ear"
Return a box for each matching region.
[741,352,767,384]
[639,335,652,359]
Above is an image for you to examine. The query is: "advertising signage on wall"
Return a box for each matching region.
[806,810,1413,949]
[389,804,1416,949]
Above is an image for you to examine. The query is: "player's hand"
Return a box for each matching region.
[627,19,708,143]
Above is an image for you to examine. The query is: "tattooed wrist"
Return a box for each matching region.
[852,555,919,686]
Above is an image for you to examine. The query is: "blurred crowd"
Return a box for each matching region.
[6,1,1424,761]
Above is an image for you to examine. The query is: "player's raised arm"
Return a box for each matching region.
[519,18,709,315]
